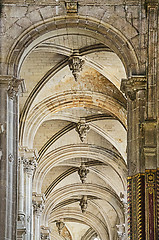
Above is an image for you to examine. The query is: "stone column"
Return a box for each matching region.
[17,147,37,239]
[32,193,45,240]
[121,76,147,240]
[23,148,38,240]
[0,76,25,240]
[145,1,158,240]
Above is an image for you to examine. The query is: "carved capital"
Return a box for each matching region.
[17,213,26,238]
[120,192,127,214]
[121,76,147,101]
[41,227,51,240]
[0,76,26,99]
[18,213,25,224]
[19,147,38,175]
[116,224,126,240]
[32,193,45,216]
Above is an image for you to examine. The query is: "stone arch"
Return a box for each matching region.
[33,144,127,194]
[48,209,109,240]
[42,183,124,232]
[7,15,139,78]
[20,91,127,146]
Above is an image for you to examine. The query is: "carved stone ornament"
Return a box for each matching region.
[23,158,37,174]
[56,220,65,235]
[68,53,84,81]
[76,119,90,142]
[78,162,89,183]
[41,227,51,240]
[7,78,26,100]
[116,224,126,240]
[18,213,25,224]
[120,192,127,214]
[0,76,26,100]
[8,153,14,163]
[120,76,147,101]
[32,193,45,216]
[32,200,44,216]
[41,234,50,240]
[79,195,88,213]
[65,1,78,13]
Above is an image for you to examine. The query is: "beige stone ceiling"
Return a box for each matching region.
[19,30,127,240]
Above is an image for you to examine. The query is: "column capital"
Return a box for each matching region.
[32,193,45,216]
[121,75,147,101]
[0,75,26,99]
[19,147,38,175]
[41,226,51,240]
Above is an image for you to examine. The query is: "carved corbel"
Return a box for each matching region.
[121,76,147,101]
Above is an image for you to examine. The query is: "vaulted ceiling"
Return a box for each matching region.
[19,32,127,240]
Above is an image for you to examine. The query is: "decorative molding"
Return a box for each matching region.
[145,170,156,239]
[121,76,147,101]
[127,174,145,240]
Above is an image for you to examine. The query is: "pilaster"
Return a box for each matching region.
[18,147,38,240]
[0,75,26,240]
[32,193,45,240]
[121,75,147,239]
